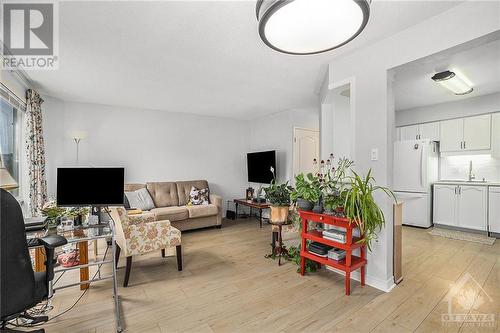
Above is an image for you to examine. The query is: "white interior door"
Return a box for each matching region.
[293,128,319,178]
[433,185,457,226]
[463,114,491,151]
[458,185,487,231]
[440,118,463,152]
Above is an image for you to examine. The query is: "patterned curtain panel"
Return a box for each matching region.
[26,89,47,216]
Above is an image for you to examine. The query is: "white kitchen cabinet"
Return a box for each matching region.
[489,187,500,234]
[400,125,419,141]
[433,185,457,227]
[419,122,440,141]
[440,115,491,152]
[492,113,500,158]
[433,184,487,231]
[399,122,439,141]
[457,186,487,231]
[440,119,463,152]
[463,114,491,151]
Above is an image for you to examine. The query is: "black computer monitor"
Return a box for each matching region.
[56,167,124,207]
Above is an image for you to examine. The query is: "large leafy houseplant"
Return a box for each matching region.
[264,168,293,223]
[290,173,321,210]
[343,170,396,250]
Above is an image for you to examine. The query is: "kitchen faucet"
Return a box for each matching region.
[468,160,475,181]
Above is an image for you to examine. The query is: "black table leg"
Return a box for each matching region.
[235,202,238,220]
[259,209,263,228]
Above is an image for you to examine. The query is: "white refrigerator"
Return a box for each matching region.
[393,140,439,228]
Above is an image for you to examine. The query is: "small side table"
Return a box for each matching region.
[268,220,291,266]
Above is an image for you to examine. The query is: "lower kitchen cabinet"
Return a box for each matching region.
[490,187,500,234]
[433,184,487,231]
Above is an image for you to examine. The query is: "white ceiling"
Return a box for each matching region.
[24,1,463,120]
[394,37,500,111]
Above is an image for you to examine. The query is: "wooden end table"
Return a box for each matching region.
[234,199,270,228]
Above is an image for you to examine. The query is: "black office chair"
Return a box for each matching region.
[0,189,67,332]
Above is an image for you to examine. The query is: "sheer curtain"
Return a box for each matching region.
[26,89,47,215]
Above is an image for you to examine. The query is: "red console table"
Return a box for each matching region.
[299,210,367,295]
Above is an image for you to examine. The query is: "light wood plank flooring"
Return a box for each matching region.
[38,219,499,333]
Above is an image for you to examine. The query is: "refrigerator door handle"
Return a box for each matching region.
[420,145,425,188]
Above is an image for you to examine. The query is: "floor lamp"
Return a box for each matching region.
[69,131,88,165]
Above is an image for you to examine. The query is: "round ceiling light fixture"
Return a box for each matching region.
[256,0,371,55]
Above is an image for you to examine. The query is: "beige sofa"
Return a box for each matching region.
[125,180,222,231]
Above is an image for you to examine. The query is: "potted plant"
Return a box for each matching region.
[343,169,397,250]
[290,173,320,211]
[66,206,90,226]
[41,200,67,228]
[264,168,293,223]
[318,155,354,215]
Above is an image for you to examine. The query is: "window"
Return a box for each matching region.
[0,97,22,196]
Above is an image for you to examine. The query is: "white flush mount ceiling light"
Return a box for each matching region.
[256,0,371,55]
[431,70,473,95]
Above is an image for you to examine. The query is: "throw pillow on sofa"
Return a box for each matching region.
[125,188,155,211]
[188,186,209,206]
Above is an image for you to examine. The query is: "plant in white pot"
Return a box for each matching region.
[264,168,293,223]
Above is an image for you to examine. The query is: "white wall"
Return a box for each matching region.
[249,107,319,184]
[322,1,500,292]
[441,154,500,183]
[396,92,500,126]
[42,98,250,205]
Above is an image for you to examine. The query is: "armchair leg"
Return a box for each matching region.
[176,245,182,271]
[124,256,132,287]
[115,245,121,268]
[161,249,166,258]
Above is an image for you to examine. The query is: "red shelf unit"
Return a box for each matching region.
[299,210,367,295]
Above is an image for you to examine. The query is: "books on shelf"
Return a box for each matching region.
[322,229,347,243]
[328,248,346,261]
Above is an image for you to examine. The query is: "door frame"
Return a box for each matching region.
[292,127,320,182]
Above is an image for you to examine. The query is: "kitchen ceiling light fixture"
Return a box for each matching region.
[431,70,473,95]
[256,0,371,55]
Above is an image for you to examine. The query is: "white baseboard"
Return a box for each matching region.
[325,266,396,292]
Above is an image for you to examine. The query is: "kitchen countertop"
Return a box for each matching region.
[434,180,500,187]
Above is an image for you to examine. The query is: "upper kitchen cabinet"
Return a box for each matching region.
[440,118,463,152]
[463,114,491,151]
[492,113,500,158]
[399,122,440,141]
[440,114,491,152]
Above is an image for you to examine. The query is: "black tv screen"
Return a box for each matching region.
[247,150,276,184]
[57,167,125,207]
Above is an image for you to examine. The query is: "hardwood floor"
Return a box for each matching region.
[40,219,499,333]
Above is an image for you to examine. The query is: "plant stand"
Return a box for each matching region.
[268,220,291,266]
[299,210,367,296]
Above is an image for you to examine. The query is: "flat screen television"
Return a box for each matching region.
[57,167,124,207]
[247,150,276,184]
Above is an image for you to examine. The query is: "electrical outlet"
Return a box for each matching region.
[371,148,378,161]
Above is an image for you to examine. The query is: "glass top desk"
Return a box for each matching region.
[27,222,123,332]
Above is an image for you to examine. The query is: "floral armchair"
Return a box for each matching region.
[110,207,182,287]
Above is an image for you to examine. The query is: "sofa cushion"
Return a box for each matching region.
[176,180,209,206]
[188,186,210,206]
[150,206,188,222]
[186,204,218,219]
[147,182,179,207]
[125,188,155,211]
